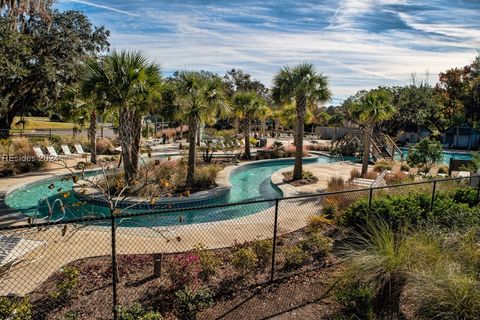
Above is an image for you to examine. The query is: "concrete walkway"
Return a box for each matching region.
[272,161,363,197]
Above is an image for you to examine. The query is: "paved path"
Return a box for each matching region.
[272,161,363,197]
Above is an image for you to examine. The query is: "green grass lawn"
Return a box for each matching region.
[12,117,76,130]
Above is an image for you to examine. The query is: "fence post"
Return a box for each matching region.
[368,188,373,211]
[430,180,437,212]
[270,198,279,282]
[110,213,118,320]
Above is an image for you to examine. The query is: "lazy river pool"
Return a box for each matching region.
[5,156,335,226]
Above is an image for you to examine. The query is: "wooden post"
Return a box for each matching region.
[153,253,163,278]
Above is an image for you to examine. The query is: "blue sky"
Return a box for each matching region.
[57,0,480,104]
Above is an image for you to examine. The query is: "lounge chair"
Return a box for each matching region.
[0,236,46,277]
[74,144,87,156]
[46,146,65,159]
[61,144,77,158]
[32,146,45,159]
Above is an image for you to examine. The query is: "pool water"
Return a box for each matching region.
[400,148,472,164]
[5,156,334,226]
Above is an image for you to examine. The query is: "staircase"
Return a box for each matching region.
[335,131,403,162]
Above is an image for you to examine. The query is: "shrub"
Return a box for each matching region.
[327,177,345,192]
[167,252,202,289]
[342,193,432,230]
[335,281,375,320]
[306,214,335,233]
[51,266,80,300]
[452,187,478,207]
[282,245,308,270]
[349,168,361,180]
[251,239,273,269]
[193,165,220,189]
[373,160,393,172]
[284,145,308,158]
[193,244,221,279]
[407,138,443,173]
[175,286,214,319]
[117,302,163,320]
[231,247,258,275]
[385,171,409,185]
[300,232,333,259]
[96,137,117,155]
[322,205,336,219]
[0,297,32,320]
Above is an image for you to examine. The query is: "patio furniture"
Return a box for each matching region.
[60,145,76,158]
[0,236,46,277]
[74,144,87,156]
[32,146,45,159]
[46,146,66,159]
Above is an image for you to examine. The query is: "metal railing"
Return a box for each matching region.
[0,175,478,319]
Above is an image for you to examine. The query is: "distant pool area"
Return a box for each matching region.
[400,148,472,164]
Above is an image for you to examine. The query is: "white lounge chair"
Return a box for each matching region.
[0,236,46,277]
[61,144,77,158]
[46,146,65,159]
[32,146,45,159]
[74,144,86,156]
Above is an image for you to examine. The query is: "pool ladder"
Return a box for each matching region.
[332,153,344,163]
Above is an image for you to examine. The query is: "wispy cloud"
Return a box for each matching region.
[64,0,139,17]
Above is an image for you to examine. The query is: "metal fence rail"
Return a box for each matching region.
[0,175,478,319]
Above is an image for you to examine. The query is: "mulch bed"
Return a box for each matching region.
[282,171,319,187]
[25,226,344,320]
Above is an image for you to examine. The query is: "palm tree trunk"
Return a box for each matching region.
[186,120,198,187]
[131,113,142,171]
[362,127,372,177]
[261,118,266,137]
[242,120,251,160]
[119,107,136,183]
[89,109,97,164]
[293,116,304,181]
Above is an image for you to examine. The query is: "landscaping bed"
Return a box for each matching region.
[282,170,319,187]
[22,220,337,320]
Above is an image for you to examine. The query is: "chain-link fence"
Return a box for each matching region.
[0,175,479,319]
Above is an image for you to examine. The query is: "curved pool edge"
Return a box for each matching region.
[2,155,324,226]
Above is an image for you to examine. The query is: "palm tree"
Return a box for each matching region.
[349,88,395,177]
[272,63,331,180]
[82,50,162,183]
[232,92,266,159]
[174,71,229,187]
[61,84,103,164]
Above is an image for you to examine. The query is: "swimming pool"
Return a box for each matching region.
[400,148,472,164]
[5,156,335,226]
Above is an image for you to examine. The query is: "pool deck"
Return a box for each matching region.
[271,161,363,197]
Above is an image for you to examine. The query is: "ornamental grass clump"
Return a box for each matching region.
[337,219,413,318]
